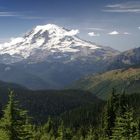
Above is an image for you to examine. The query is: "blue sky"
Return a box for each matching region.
[0,0,140,51]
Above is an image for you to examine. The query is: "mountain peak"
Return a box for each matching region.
[33,24,63,34]
[0,23,119,64]
[31,23,79,37]
[35,24,62,30]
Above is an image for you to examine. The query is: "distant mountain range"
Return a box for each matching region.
[70,46,140,99]
[108,47,140,70]
[0,24,119,89]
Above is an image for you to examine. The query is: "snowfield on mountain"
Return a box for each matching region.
[0,24,118,64]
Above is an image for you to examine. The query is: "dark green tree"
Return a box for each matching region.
[0,91,33,140]
[65,128,73,140]
[103,89,118,138]
[111,106,136,140]
[134,119,140,140]
[85,127,95,140]
[40,117,55,140]
[118,91,127,116]
[56,120,65,140]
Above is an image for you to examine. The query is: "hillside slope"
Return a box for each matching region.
[73,66,140,99]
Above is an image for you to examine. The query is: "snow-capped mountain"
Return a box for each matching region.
[0,24,118,64]
[0,24,120,89]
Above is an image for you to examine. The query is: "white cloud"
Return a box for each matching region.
[88,32,100,37]
[0,11,44,19]
[104,1,140,13]
[65,29,79,36]
[21,16,46,20]
[86,27,104,31]
[123,32,131,35]
[1,37,24,47]
[106,4,121,8]
[103,9,140,13]
[0,38,9,43]
[108,31,131,36]
[108,31,120,35]
[0,12,20,17]
[138,27,140,29]
[10,37,24,44]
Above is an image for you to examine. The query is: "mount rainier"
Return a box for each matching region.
[0,24,118,64]
[0,24,119,89]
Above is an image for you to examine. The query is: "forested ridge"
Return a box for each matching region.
[0,89,139,140]
[0,87,102,124]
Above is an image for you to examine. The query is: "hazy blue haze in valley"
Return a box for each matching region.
[0,0,140,51]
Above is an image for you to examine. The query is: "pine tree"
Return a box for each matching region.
[0,129,9,140]
[40,117,55,140]
[0,91,33,140]
[32,126,43,140]
[57,120,65,140]
[85,127,95,140]
[118,91,127,116]
[134,119,140,140]
[103,89,118,138]
[65,128,73,140]
[111,106,136,140]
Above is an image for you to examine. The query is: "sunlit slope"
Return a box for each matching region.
[73,67,140,99]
